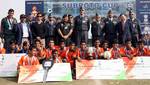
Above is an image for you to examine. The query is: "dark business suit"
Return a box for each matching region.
[128,19,142,47]
[1,17,17,49]
[116,21,132,44]
[91,20,104,45]
[74,15,90,46]
[102,18,117,47]
[15,23,33,45]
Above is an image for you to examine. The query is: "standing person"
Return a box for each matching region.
[128,11,142,47]
[91,13,104,45]
[15,14,33,46]
[74,7,90,46]
[45,14,56,47]
[57,14,73,46]
[1,9,17,49]
[102,10,117,47]
[116,14,132,45]
[31,12,46,47]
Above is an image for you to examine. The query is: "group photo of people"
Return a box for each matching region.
[0,6,150,79]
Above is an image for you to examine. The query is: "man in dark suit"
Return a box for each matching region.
[91,13,104,45]
[102,10,118,47]
[116,14,132,45]
[1,9,17,49]
[15,14,33,46]
[74,7,90,46]
[128,11,142,47]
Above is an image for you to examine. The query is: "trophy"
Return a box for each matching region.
[42,59,54,85]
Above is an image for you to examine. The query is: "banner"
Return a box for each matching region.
[0,54,25,77]
[44,0,135,17]
[76,59,125,79]
[18,63,72,83]
[123,57,150,79]
[136,0,150,34]
[25,1,44,15]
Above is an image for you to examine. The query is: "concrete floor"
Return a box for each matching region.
[1,78,150,85]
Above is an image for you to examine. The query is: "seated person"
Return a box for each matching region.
[18,46,39,66]
[19,41,30,53]
[109,40,121,59]
[47,49,62,63]
[35,39,47,64]
[78,41,89,59]
[46,40,59,59]
[135,40,150,56]
[6,40,19,53]
[120,40,136,59]
[58,40,69,62]
[0,38,6,54]
[90,39,104,59]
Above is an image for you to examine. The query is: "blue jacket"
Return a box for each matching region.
[14,23,33,45]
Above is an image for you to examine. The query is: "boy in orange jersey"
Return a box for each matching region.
[78,41,89,60]
[109,40,121,59]
[58,40,69,62]
[35,39,47,64]
[65,42,80,79]
[46,40,59,59]
[18,46,39,67]
[91,39,104,59]
[135,40,150,56]
[120,40,136,59]
[47,49,62,63]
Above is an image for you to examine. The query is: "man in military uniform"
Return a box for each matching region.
[128,11,142,47]
[74,7,90,46]
[91,13,104,46]
[102,10,118,47]
[57,14,73,46]
[1,9,17,49]
[45,14,56,47]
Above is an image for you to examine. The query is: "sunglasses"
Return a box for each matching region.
[37,16,42,17]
